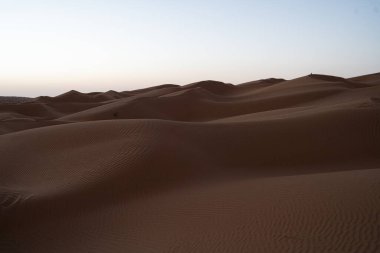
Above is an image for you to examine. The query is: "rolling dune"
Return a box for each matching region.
[1,73,380,252]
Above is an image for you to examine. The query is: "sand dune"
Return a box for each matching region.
[1,73,380,252]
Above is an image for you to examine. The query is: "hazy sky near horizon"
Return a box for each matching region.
[1,0,380,97]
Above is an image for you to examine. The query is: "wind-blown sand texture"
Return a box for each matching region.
[1,73,380,253]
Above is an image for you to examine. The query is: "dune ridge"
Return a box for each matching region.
[1,73,380,252]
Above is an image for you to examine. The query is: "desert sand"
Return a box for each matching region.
[1,73,380,252]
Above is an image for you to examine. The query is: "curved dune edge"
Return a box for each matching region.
[1,73,380,252]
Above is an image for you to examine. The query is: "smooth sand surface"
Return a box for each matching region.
[1,73,380,252]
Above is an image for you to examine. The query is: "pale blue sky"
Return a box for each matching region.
[1,0,379,96]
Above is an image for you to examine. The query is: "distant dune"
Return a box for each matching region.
[0,96,35,104]
[1,73,380,252]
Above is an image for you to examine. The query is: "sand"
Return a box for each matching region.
[1,73,380,252]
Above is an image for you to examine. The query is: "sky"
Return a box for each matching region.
[1,0,380,97]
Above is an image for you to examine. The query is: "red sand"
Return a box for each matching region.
[1,73,380,252]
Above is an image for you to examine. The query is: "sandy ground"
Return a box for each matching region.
[1,73,380,252]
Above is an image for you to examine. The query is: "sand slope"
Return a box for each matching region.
[1,73,380,252]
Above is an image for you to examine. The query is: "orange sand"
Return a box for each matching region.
[1,73,380,252]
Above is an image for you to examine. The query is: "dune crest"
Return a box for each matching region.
[1,73,380,253]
